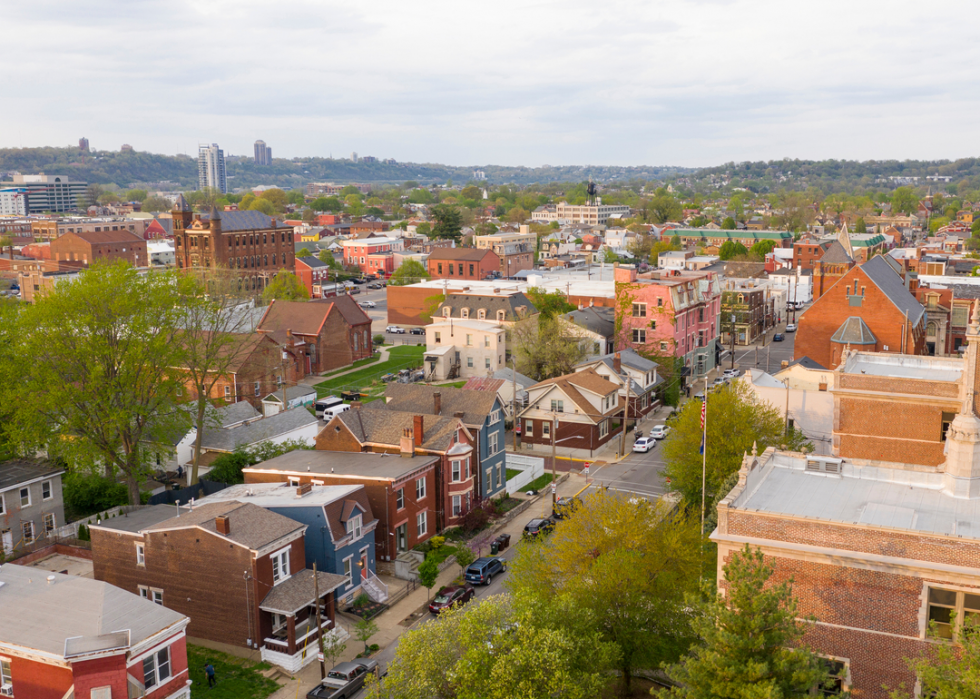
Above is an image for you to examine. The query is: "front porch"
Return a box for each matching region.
[259,568,347,673]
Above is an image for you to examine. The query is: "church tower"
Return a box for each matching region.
[941,303,980,498]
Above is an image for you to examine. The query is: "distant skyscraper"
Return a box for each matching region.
[350,152,358,163]
[253,140,272,165]
[79,137,89,152]
[198,143,227,193]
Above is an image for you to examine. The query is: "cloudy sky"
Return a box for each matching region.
[3,0,977,167]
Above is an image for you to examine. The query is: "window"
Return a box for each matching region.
[142,646,172,690]
[469,264,474,276]
[452,495,462,517]
[478,309,486,319]
[485,357,491,369]
[467,356,474,367]
[22,520,34,544]
[458,264,464,276]
[343,557,353,586]
[452,460,462,482]
[660,341,669,351]
[145,588,163,605]
[272,613,287,634]
[927,587,980,639]
[497,310,506,321]
[134,542,145,566]
[417,511,428,536]
[489,409,501,425]
[438,263,443,275]
[542,422,550,437]
[91,686,112,699]
[139,585,149,600]
[525,420,533,436]
[632,303,646,317]
[484,336,490,347]
[551,399,564,413]
[271,548,291,584]
[489,432,499,455]
[346,514,362,540]
[815,659,848,696]
[224,385,231,400]
[416,477,426,500]
[42,480,52,501]
[396,488,404,510]
[19,487,30,508]
[466,334,473,346]
[599,420,609,438]
[657,298,663,307]
[0,659,9,691]
[461,308,469,318]
[632,329,646,343]
[942,411,956,441]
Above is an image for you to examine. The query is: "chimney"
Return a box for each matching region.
[215,515,230,535]
[613,352,622,373]
[351,401,362,411]
[296,482,313,497]
[781,360,789,369]
[454,411,465,419]
[400,428,414,457]
[433,392,441,415]
[413,415,424,446]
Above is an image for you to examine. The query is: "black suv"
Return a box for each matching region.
[464,557,505,586]
[552,496,582,520]
[523,518,555,540]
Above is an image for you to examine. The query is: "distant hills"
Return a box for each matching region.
[0,146,977,194]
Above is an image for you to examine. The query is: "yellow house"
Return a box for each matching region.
[957,210,974,224]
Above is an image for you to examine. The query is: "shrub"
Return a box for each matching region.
[76,524,90,541]
[429,535,446,550]
[369,643,380,652]
[353,593,371,609]
[209,440,312,484]
[63,472,128,518]
[460,501,496,533]
[373,334,384,345]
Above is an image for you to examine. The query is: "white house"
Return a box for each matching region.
[424,319,507,381]
[740,363,833,455]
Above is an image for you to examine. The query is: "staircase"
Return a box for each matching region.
[361,568,389,603]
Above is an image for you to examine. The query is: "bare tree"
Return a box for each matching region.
[512,316,590,380]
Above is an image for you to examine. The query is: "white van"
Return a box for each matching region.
[323,403,351,420]
[314,395,343,418]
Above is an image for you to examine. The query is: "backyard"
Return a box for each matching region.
[188,645,280,699]
[315,345,425,398]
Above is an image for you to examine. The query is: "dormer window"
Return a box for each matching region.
[443,307,451,318]
[461,308,469,318]
[478,309,486,320]
[346,514,362,540]
[497,310,506,321]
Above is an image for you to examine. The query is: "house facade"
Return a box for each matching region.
[575,350,662,424]
[472,229,535,277]
[424,320,507,381]
[49,229,148,267]
[0,459,66,557]
[339,237,397,277]
[426,248,500,280]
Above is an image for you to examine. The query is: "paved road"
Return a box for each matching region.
[582,435,668,502]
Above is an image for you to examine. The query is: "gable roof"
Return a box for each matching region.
[143,500,305,550]
[819,240,853,264]
[200,408,317,453]
[782,356,828,371]
[462,377,506,394]
[830,317,877,345]
[380,384,500,425]
[258,299,332,336]
[527,367,619,417]
[563,306,615,337]
[860,255,925,325]
[296,255,329,269]
[332,406,466,452]
[0,459,63,492]
[326,294,372,326]
[492,367,536,389]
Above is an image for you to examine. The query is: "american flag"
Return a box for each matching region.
[699,396,706,455]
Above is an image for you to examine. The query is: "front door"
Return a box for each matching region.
[360,551,368,579]
[1,529,11,556]
[396,524,407,553]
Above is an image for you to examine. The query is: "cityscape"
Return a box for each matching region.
[1,2,979,699]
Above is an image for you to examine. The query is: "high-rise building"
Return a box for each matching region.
[78,137,89,152]
[350,152,358,163]
[0,175,87,214]
[198,143,227,193]
[0,188,29,216]
[253,140,272,165]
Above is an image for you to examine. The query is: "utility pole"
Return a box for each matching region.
[619,372,632,458]
[551,411,557,508]
[313,561,325,680]
[730,313,736,370]
[511,358,518,450]
[280,342,288,410]
[767,344,771,373]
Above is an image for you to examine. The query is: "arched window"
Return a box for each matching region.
[443,307,451,317]
[477,309,486,320]
[264,255,268,266]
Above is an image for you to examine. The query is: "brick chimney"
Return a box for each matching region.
[296,482,313,497]
[413,415,424,447]
[613,352,622,373]
[433,392,441,415]
[215,515,230,535]
[400,428,414,458]
[351,401,362,411]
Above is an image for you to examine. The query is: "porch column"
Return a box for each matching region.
[286,615,297,655]
[326,592,336,626]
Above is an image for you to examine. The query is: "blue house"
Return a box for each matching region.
[197,481,384,605]
[379,384,508,501]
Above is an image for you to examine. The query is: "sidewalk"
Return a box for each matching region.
[266,473,588,699]
[296,347,391,387]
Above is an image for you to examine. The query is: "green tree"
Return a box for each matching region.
[416,222,432,237]
[454,545,476,575]
[297,247,313,257]
[661,381,810,510]
[320,626,347,669]
[285,189,305,206]
[855,217,867,233]
[664,544,832,699]
[97,191,121,206]
[262,270,308,303]
[888,617,980,699]
[239,193,256,210]
[311,196,343,212]
[389,259,430,286]
[670,234,682,248]
[418,558,439,600]
[509,490,704,695]
[603,247,619,263]
[408,188,434,204]
[505,206,530,223]
[930,216,950,233]
[721,217,736,230]
[353,618,379,654]
[891,186,918,215]
[512,316,590,380]
[317,249,342,269]
[524,287,574,320]
[249,198,276,215]
[368,595,610,699]
[124,189,148,202]
[431,204,463,241]
[474,222,499,236]
[647,193,683,224]
[729,194,745,220]
[5,262,189,504]
[141,196,171,213]
[84,183,104,207]
[718,240,748,260]
[749,239,777,261]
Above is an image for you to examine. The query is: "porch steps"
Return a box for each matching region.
[362,570,389,603]
[260,666,291,683]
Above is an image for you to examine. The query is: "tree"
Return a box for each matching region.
[418,558,439,600]
[647,193,683,224]
[311,196,342,212]
[5,262,189,504]
[508,490,704,695]
[603,247,619,263]
[297,247,314,257]
[512,316,590,380]
[891,186,918,215]
[285,189,305,206]
[431,204,463,241]
[670,233,682,248]
[718,240,748,260]
[661,380,810,510]
[141,196,171,213]
[505,206,530,223]
[930,216,950,233]
[523,287,574,320]
[353,618,379,654]
[729,194,745,220]
[262,270,308,303]
[320,627,347,669]
[749,239,777,261]
[317,249,342,269]
[855,217,867,233]
[368,595,611,699]
[474,222,499,236]
[84,183,104,207]
[389,259,430,286]
[888,617,980,698]
[124,189,148,202]
[454,545,476,575]
[239,193,256,210]
[721,217,736,230]
[416,222,432,237]
[249,198,276,215]
[664,544,832,699]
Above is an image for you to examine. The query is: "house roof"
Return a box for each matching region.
[144,500,305,550]
[260,569,346,615]
[258,299,335,336]
[819,240,854,264]
[563,306,615,338]
[296,256,329,269]
[380,384,500,425]
[527,367,619,417]
[214,400,262,428]
[67,229,145,245]
[461,377,506,394]
[830,317,877,345]
[426,247,496,261]
[87,505,179,534]
[782,356,828,371]
[263,385,317,404]
[334,406,467,452]
[209,210,277,232]
[200,408,318,453]
[0,459,63,493]
[492,368,536,389]
[0,564,187,658]
[437,292,537,320]
[244,450,440,482]
[860,255,925,325]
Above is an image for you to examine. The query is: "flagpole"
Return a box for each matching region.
[701,375,707,536]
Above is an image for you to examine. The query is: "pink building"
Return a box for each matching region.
[614,265,722,390]
[340,237,396,277]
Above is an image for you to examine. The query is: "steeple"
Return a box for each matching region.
[940,301,980,498]
[837,222,854,260]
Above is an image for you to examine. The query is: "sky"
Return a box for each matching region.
[2,0,978,168]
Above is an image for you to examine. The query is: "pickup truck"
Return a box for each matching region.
[306,660,380,699]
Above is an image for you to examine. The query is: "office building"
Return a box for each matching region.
[198,143,227,194]
[0,175,87,214]
[254,139,272,165]
[0,188,28,216]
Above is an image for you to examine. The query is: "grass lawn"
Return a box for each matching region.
[187,645,279,699]
[315,345,425,397]
[524,473,555,491]
[318,353,381,379]
[505,469,520,481]
[426,543,459,566]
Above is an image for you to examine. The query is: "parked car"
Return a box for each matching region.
[552,496,582,520]
[359,301,376,308]
[692,392,705,401]
[723,369,740,379]
[429,583,475,614]
[649,424,670,439]
[523,518,555,540]
[785,323,797,333]
[409,328,425,335]
[464,557,505,586]
[773,333,785,342]
[366,283,380,289]
[306,660,380,699]
[348,286,361,295]
[351,278,366,285]
[711,378,727,389]
[386,325,405,334]
[633,436,655,453]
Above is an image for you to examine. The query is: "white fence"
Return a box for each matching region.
[505,453,545,495]
[53,505,145,539]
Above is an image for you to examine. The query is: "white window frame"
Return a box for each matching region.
[42,480,52,501]
[489,410,501,425]
[632,302,647,317]
[254,381,261,397]
[452,460,462,482]
[271,547,291,585]
[142,645,172,690]
[139,585,149,600]
[396,487,404,510]
[1,657,11,690]
[452,495,462,517]
[550,399,564,413]
[417,511,428,537]
[22,520,34,544]
[416,477,426,500]
[467,356,473,368]
[343,556,353,586]
[542,421,550,437]
[272,612,288,634]
[346,514,363,540]
[599,420,609,438]
[484,336,490,347]
[489,432,499,455]
[525,420,533,437]
[632,328,646,343]
[136,542,145,566]
[19,487,30,508]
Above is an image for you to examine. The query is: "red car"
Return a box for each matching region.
[428,583,475,615]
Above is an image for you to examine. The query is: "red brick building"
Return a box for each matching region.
[793,239,833,270]
[339,237,396,276]
[256,297,373,374]
[294,256,333,298]
[0,563,191,699]
[812,240,857,300]
[426,248,500,280]
[49,229,147,267]
[795,255,926,369]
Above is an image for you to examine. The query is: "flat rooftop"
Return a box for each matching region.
[731,451,980,540]
[196,481,362,507]
[244,450,440,481]
[841,352,963,382]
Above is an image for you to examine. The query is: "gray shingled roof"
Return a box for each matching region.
[334,406,463,451]
[215,401,262,428]
[200,408,317,452]
[144,501,305,550]
[263,385,317,404]
[861,255,925,325]
[245,450,440,481]
[0,459,63,492]
[830,317,877,345]
[564,306,615,338]
[260,569,346,615]
[437,292,537,321]
[492,368,536,389]
[0,564,186,657]
[784,356,828,370]
[90,505,182,534]
[380,384,499,426]
[208,210,276,232]
[819,240,853,264]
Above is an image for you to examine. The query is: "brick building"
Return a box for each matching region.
[31,217,150,242]
[472,228,536,277]
[795,255,926,369]
[339,237,397,277]
[172,196,296,292]
[294,255,334,298]
[49,229,147,267]
[720,284,767,346]
[256,297,372,375]
[792,239,833,270]
[812,240,856,300]
[426,248,500,281]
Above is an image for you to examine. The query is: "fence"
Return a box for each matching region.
[52,504,145,540]
[147,478,228,506]
[505,452,545,495]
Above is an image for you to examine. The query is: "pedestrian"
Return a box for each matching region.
[204,663,216,687]
[176,465,184,480]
